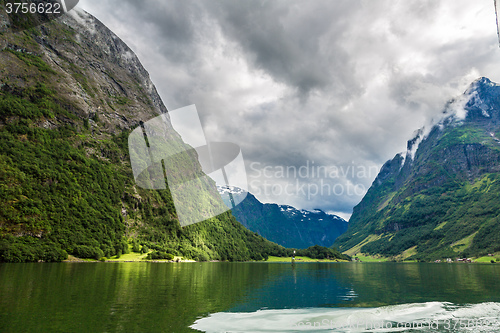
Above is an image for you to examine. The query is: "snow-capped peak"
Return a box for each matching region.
[401,77,500,164]
[443,77,499,122]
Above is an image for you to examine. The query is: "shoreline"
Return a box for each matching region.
[4,253,498,264]
[1,259,497,264]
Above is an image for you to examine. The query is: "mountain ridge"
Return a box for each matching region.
[334,77,500,260]
[0,8,290,262]
[220,187,348,249]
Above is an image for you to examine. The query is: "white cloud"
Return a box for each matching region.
[78,0,500,216]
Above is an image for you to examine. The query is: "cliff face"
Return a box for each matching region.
[1,7,170,132]
[0,8,284,262]
[334,78,500,260]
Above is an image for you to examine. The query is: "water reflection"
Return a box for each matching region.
[0,262,499,332]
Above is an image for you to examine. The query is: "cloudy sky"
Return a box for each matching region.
[79,0,500,220]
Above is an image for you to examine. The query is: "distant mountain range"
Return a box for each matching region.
[219,186,348,249]
[334,77,500,261]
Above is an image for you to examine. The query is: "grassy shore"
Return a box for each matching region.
[65,254,348,263]
[105,252,148,261]
[65,251,500,263]
[266,256,349,263]
[474,256,500,263]
[348,252,500,263]
[64,253,195,263]
[353,254,391,262]
[63,254,500,263]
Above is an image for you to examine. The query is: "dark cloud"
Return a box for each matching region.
[111,1,203,63]
[204,0,363,97]
[79,0,500,217]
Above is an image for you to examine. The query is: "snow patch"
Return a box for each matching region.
[441,78,499,122]
[217,185,245,195]
[466,89,492,118]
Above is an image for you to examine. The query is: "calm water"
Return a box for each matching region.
[1,262,500,332]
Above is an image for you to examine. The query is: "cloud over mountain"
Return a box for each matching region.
[79,0,500,217]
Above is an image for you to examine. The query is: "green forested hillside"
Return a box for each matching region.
[334,78,500,261]
[0,13,292,262]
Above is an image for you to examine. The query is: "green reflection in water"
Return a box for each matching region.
[0,262,269,332]
[333,263,500,307]
[0,262,499,332]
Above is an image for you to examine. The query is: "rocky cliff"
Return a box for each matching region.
[334,77,500,261]
[0,8,285,262]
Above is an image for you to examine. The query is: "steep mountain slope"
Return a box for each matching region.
[334,77,500,261]
[220,186,348,248]
[0,8,287,262]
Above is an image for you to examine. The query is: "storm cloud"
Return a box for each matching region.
[79,0,500,219]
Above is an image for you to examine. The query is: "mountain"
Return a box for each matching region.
[334,77,500,261]
[0,9,289,262]
[219,186,348,248]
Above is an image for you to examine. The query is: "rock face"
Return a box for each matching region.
[3,8,170,132]
[0,9,285,262]
[222,188,348,249]
[334,77,500,260]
